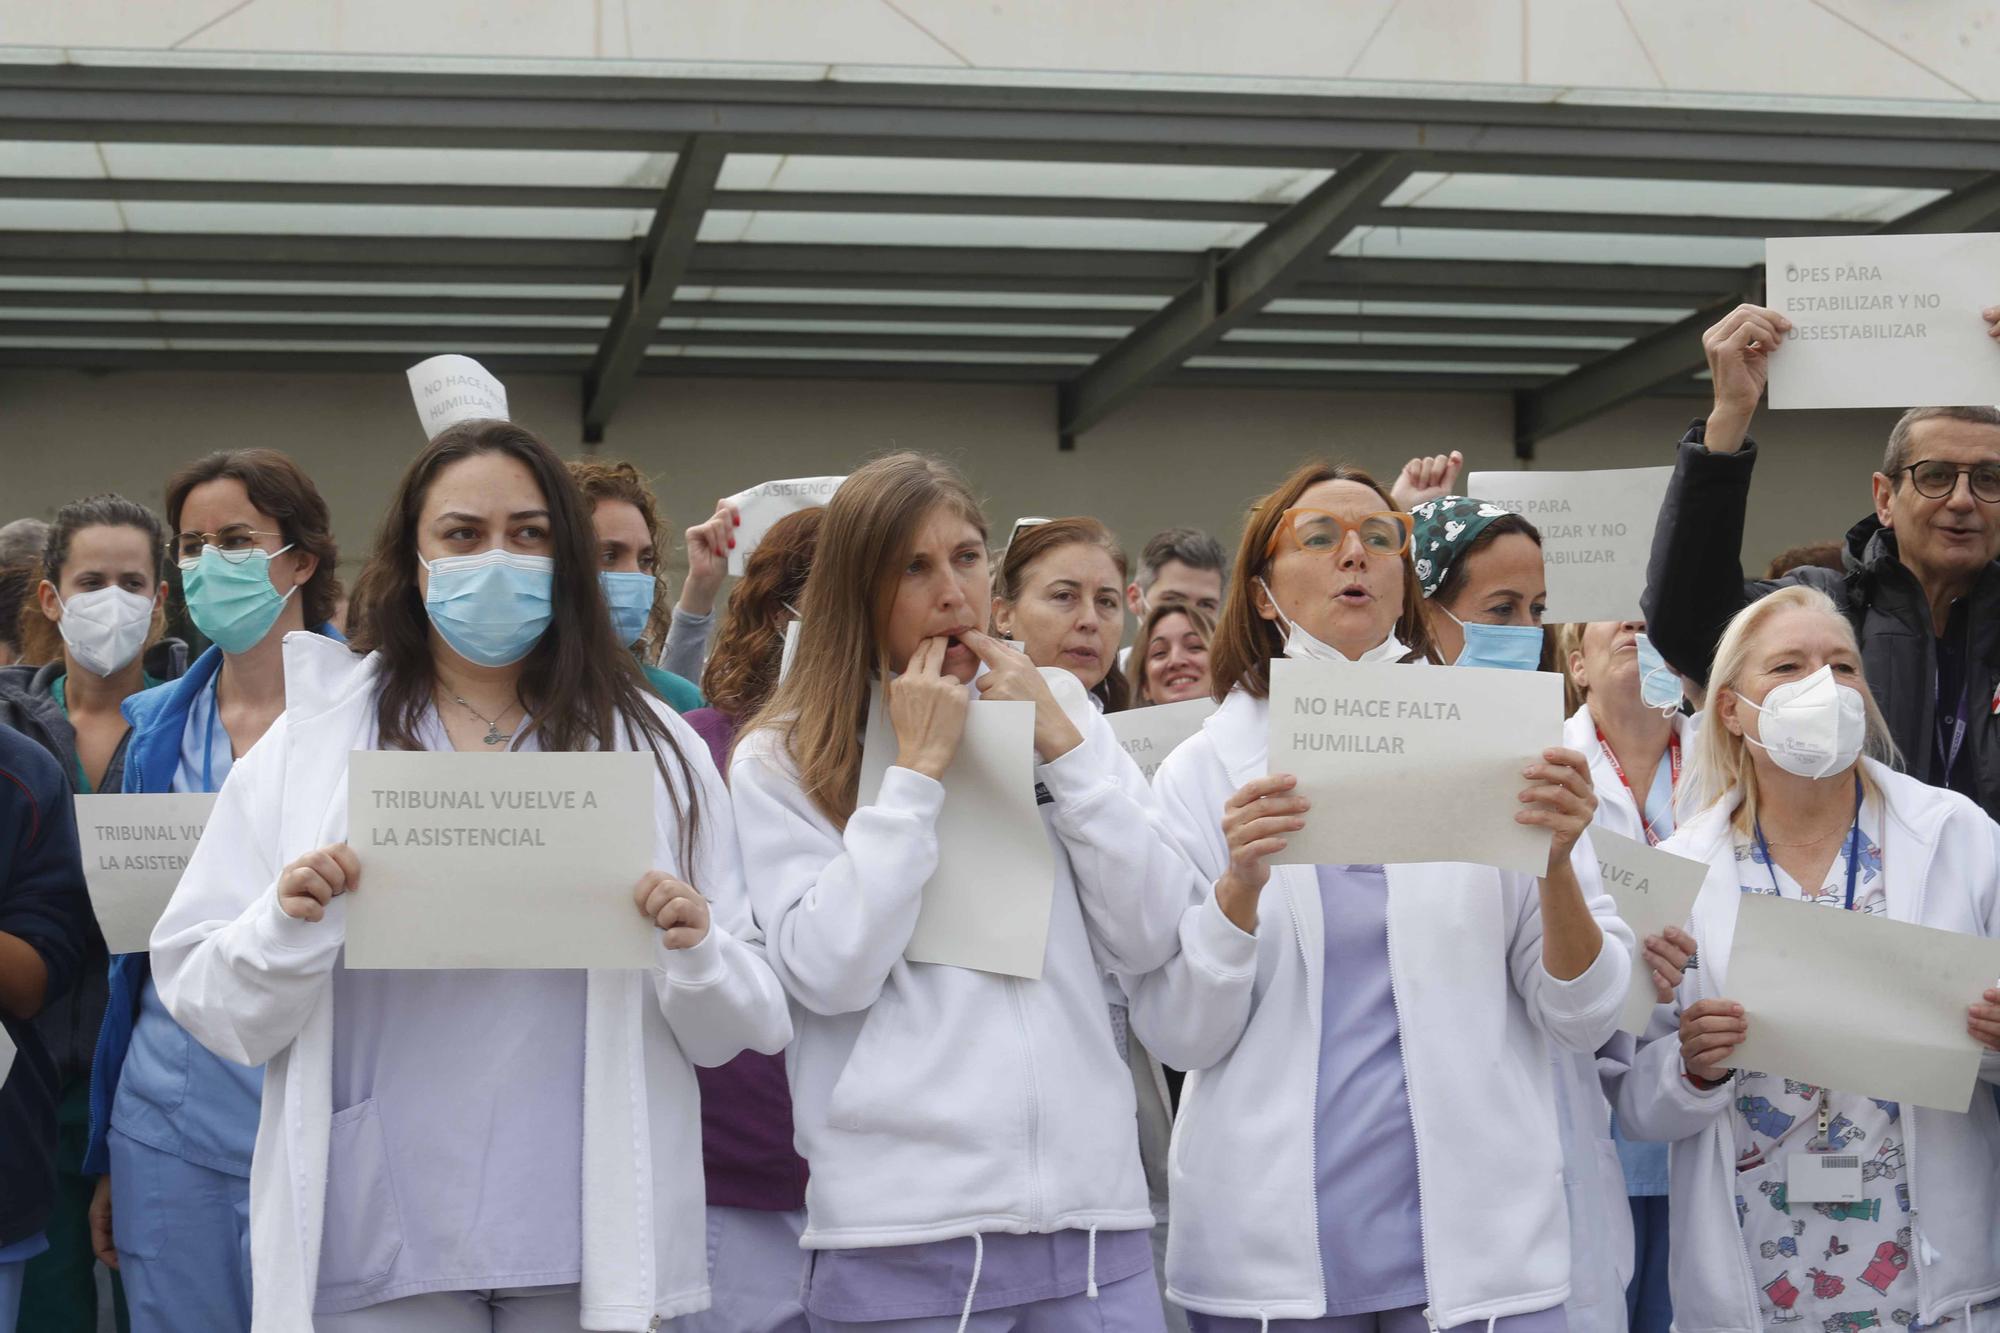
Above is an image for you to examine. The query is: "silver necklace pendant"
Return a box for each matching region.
[483,722,506,746]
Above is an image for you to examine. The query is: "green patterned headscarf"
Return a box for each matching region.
[1409,495,1513,599]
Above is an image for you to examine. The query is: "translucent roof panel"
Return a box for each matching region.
[143,279,624,299]
[163,338,597,355]
[114,201,653,239]
[660,316,1129,339]
[1264,298,1692,322]
[675,287,1168,310]
[90,144,676,190]
[0,307,604,328]
[1224,328,1630,351]
[0,276,150,293]
[0,200,128,231]
[1382,173,1951,224]
[718,156,1334,203]
[1185,353,1580,376]
[648,346,1095,366]
[697,210,1260,251]
[1332,226,1764,267]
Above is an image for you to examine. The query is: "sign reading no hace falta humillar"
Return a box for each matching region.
[1764,232,2000,411]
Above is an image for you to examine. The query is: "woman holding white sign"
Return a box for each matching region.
[1410,495,1655,1333]
[147,421,792,1333]
[1134,460,1630,1333]
[731,453,1214,1333]
[1557,618,1699,1333]
[85,449,341,1333]
[1616,586,2000,1333]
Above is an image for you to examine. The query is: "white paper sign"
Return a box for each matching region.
[1108,697,1216,783]
[1589,827,1706,1036]
[74,794,218,954]
[1467,467,1674,624]
[345,750,656,970]
[1727,892,2000,1112]
[0,1024,13,1088]
[726,476,844,576]
[406,354,509,440]
[1765,233,2000,410]
[859,688,1054,979]
[1267,657,1562,874]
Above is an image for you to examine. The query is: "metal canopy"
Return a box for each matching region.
[0,57,1996,445]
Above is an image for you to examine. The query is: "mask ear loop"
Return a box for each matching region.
[1254,576,1298,639]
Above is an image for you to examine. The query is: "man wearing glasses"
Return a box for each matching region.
[1643,299,2000,812]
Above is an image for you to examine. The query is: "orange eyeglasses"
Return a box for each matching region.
[1263,508,1413,560]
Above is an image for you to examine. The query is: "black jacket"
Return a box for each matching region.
[0,660,126,1095]
[1,725,102,1244]
[1643,421,2000,818]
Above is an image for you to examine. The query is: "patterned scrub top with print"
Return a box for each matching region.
[1728,797,1996,1333]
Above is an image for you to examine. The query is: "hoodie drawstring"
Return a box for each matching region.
[1258,1317,1270,1333]
[954,1233,985,1333]
[1085,1224,1100,1300]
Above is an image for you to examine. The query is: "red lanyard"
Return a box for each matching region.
[1596,727,1681,846]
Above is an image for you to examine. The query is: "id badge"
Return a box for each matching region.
[1786,1149,1863,1204]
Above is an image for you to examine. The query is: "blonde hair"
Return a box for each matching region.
[1556,622,1587,717]
[1679,586,1899,834]
[740,452,987,828]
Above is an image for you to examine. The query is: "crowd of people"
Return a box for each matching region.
[0,299,1998,1333]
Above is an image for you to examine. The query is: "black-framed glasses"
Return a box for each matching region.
[1897,460,2000,503]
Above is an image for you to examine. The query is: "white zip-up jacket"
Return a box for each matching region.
[1133,685,1633,1327]
[150,633,793,1333]
[1616,759,2000,1333]
[729,668,1223,1248]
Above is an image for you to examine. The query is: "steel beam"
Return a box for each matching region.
[1057,153,1409,445]
[0,63,1998,180]
[580,137,726,442]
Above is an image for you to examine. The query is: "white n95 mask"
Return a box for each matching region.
[1736,664,1867,780]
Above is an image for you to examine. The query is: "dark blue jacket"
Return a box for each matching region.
[1,725,102,1244]
[84,628,341,1176]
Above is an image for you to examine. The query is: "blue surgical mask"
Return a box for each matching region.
[1441,605,1544,672]
[599,570,655,648]
[179,545,298,655]
[420,548,555,668]
[1635,632,1683,713]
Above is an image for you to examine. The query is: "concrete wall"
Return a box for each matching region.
[1,369,1899,585]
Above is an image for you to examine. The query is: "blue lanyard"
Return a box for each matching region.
[1753,772,1864,911]
[201,677,223,793]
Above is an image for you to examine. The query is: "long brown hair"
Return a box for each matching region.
[1133,601,1216,705]
[701,505,823,721]
[995,515,1131,714]
[566,457,672,658]
[1208,461,1434,701]
[741,453,986,828]
[348,421,703,870]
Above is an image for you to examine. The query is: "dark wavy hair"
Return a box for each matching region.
[347,421,704,872]
[701,505,822,723]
